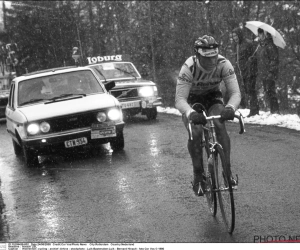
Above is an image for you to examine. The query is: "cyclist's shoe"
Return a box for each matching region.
[192,181,205,196]
[230,175,238,189]
[222,172,238,189]
[192,175,206,196]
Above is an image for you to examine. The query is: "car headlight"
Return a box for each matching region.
[40,122,50,133]
[27,123,40,135]
[97,112,107,122]
[107,108,121,121]
[138,86,154,97]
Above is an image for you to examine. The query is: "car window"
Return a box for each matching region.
[90,62,140,80]
[18,70,105,106]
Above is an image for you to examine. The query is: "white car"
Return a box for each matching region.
[5,66,125,166]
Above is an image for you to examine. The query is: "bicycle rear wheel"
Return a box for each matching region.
[214,144,235,234]
[203,133,217,216]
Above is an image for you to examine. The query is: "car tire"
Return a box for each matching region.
[146,107,157,120]
[22,145,39,166]
[12,139,23,156]
[110,131,124,151]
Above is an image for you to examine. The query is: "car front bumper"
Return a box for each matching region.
[22,122,125,153]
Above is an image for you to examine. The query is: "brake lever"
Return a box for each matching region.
[234,111,246,134]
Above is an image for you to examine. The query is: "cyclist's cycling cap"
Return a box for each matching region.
[194,35,219,57]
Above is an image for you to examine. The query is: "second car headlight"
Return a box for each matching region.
[138,86,154,97]
[107,108,121,121]
[97,112,107,122]
[40,122,50,133]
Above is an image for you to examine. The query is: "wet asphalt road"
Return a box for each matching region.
[0,113,300,242]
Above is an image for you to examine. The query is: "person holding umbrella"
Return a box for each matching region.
[245,21,285,114]
[256,28,280,114]
[231,27,260,117]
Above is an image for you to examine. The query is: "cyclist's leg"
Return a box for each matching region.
[182,114,206,195]
[207,104,236,183]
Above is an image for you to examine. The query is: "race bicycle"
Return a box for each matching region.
[188,103,245,234]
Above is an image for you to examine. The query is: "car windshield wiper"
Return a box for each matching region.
[115,67,137,80]
[20,98,47,106]
[94,68,107,82]
[45,93,86,103]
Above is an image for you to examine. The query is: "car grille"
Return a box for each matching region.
[110,88,138,99]
[47,110,101,133]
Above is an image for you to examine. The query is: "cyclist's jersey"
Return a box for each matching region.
[175,54,241,118]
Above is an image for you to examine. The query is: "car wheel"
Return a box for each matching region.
[146,107,157,120]
[110,131,124,151]
[12,139,23,156]
[22,145,39,166]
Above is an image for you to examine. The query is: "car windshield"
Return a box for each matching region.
[90,62,140,81]
[18,70,104,106]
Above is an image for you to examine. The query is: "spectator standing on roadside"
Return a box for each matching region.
[232,27,260,117]
[256,28,280,114]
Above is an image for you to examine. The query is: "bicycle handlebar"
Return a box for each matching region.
[189,111,246,137]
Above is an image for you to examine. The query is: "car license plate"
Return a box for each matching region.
[121,101,140,109]
[64,137,88,148]
[91,123,116,139]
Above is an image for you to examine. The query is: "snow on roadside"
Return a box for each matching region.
[157,107,300,131]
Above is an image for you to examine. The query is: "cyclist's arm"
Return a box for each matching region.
[175,63,194,119]
[221,61,241,110]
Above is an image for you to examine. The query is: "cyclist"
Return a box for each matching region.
[175,35,241,196]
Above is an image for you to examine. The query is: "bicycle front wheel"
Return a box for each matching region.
[214,144,235,234]
[204,155,217,216]
[203,133,217,216]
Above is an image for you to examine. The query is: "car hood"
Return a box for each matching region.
[111,79,156,89]
[18,93,117,122]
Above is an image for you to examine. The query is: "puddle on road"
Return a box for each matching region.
[149,133,159,157]
[0,156,21,240]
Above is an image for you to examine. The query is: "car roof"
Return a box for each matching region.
[15,66,94,81]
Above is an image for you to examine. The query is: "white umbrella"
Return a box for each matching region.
[245,21,286,49]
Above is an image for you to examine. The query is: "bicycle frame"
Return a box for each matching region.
[188,109,245,234]
[189,111,245,188]
[203,115,222,153]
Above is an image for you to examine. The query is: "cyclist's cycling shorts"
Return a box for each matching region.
[187,90,224,113]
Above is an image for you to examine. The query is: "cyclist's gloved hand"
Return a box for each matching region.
[190,111,207,125]
[220,106,235,122]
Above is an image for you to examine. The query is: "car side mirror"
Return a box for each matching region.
[104,81,115,91]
